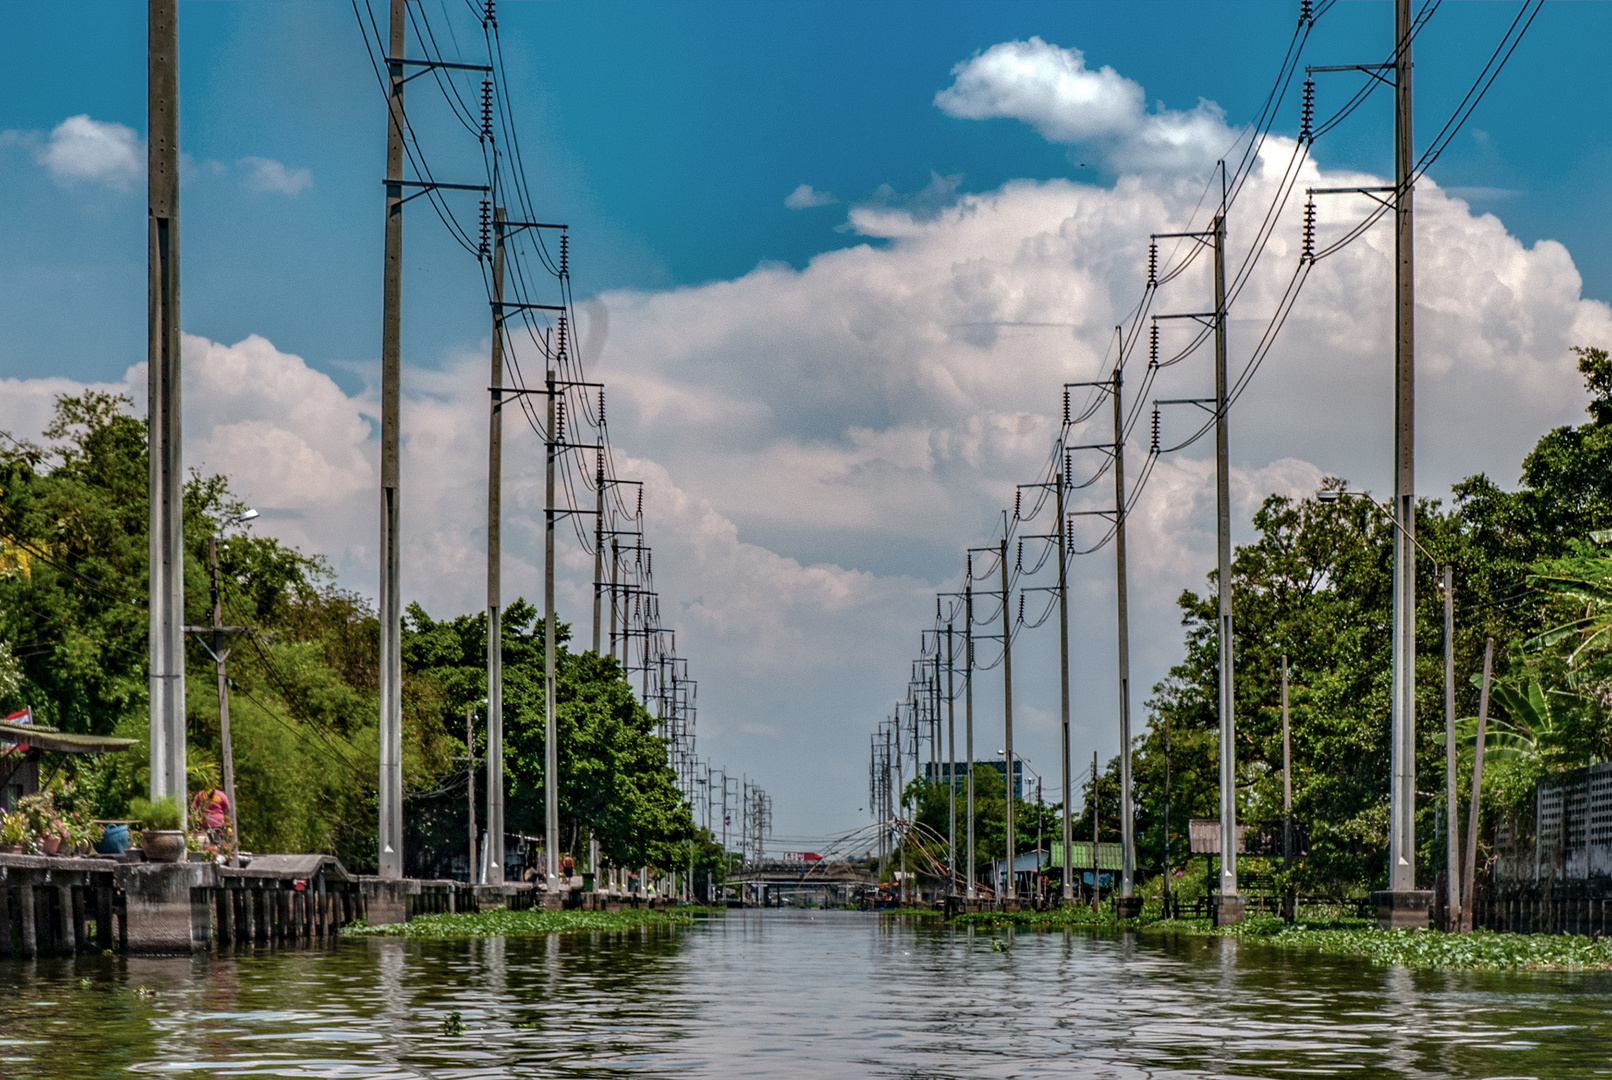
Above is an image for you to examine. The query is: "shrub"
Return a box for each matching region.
[128,794,182,831]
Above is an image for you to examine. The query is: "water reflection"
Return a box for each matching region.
[1,912,1609,1078]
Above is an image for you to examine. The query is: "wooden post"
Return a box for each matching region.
[71,886,87,953]
[95,886,113,951]
[18,886,36,959]
[56,886,75,954]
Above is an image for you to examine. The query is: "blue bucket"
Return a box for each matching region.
[94,823,129,855]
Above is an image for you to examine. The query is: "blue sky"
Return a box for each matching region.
[3,1,1610,843]
[4,1,1608,385]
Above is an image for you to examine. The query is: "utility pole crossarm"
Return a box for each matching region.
[384,55,492,78]
[489,302,566,314]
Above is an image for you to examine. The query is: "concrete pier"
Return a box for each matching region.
[1,852,363,954]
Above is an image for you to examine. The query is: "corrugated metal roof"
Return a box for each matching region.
[0,720,134,755]
[1047,842,1128,870]
[1188,819,1248,855]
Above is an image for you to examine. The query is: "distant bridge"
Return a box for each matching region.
[727,860,878,905]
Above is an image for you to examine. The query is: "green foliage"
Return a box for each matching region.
[399,602,706,876]
[128,794,182,831]
[344,905,709,938]
[0,640,22,705]
[0,392,698,876]
[0,811,28,845]
[905,766,1044,880]
[1133,343,1612,899]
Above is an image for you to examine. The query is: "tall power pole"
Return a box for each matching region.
[544,363,560,893]
[1213,187,1239,915]
[1388,0,1419,901]
[1057,456,1073,902]
[1000,536,1014,902]
[945,620,957,897]
[964,576,976,902]
[376,0,406,880]
[466,705,478,882]
[485,207,506,887]
[1112,368,1135,899]
[593,448,605,653]
[148,0,186,826]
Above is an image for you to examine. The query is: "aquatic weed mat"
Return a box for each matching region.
[951,907,1612,969]
[1216,920,1612,970]
[343,905,724,938]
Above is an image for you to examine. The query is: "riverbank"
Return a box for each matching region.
[952,907,1612,970]
[343,904,723,938]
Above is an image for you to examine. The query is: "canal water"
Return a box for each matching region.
[3,911,1610,1078]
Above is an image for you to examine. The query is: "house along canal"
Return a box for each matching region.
[3,910,1609,1079]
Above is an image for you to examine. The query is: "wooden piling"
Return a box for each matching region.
[18,885,37,959]
[71,886,87,954]
[216,886,232,946]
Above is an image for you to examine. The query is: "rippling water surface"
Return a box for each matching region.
[4,911,1611,1078]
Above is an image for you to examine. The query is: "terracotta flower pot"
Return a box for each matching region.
[41,834,61,856]
[0,843,23,855]
[141,830,186,863]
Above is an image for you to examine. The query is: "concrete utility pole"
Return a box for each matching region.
[1282,655,1294,918]
[608,536,619,659]
[466,706,478,883]
[1443,566,1458,930]
[190,534,249,861]
[946,621,957,897]
[148,0,186,826]
[544,364,560,893]
[1461,638,1493,932]
[1388,0,1419,904]
[593,448,605,654]
[1057,453,1073,902]
[1092,751,1100,904]
[485,206,506,887]
[965,578,976,901]
[1212,184,1240,917]
[1000,536,1015,902]
[1112,368,1135,900]
[376,0,406,880]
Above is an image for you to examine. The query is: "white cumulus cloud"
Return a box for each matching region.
[785,183,838,210]
[239,156,312,196]
[35,114,142,188]
[936,37,1233,172]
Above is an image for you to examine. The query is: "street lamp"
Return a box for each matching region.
[1318,487,1455,929]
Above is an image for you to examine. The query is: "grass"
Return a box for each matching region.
[953,906,1612,970]
[343,905,724,939]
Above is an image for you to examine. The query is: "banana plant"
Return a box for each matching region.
[1526,549,1612,666]
[1443,674,1594,768]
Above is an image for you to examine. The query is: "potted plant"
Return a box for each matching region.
[128,795,185,863]
[66,815,98,856]
[16,791,61,855]
[39,816,64,856]
[0,811,26,854]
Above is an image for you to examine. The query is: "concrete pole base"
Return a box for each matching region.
[1369,889,1433,930]
[1112,896,1145,920]
[1210,893,1246,927]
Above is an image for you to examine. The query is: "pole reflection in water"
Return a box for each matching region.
[2,911,1610,1079]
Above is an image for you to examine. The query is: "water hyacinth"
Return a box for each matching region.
[343,906,720,938]
[949,906,1612,970]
